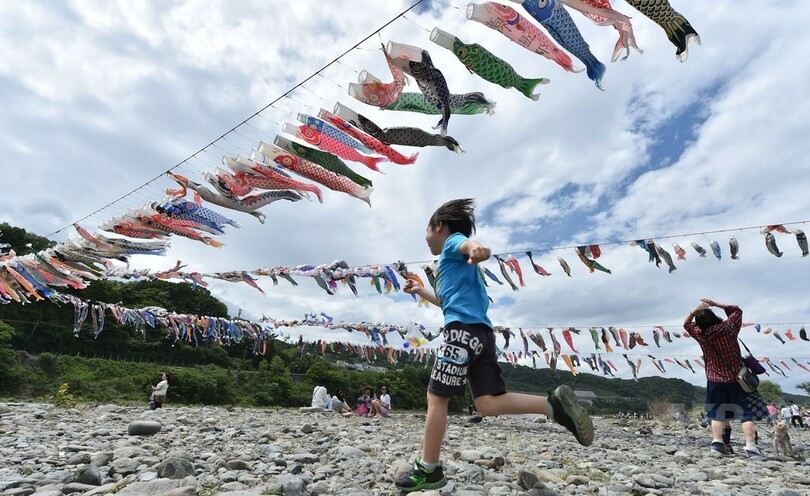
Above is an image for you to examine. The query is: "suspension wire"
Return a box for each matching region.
[44,0,427,239]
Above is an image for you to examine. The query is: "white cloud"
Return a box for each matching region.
[2,0,810,394]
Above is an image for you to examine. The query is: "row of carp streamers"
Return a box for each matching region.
[0,221,807,307]
[0,2,707,293]
[52,291,810,382]
[55,1,705,252]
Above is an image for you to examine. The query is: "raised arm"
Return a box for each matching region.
[700,298,731,310]
[684,302,709,327]
[403,278,441,307]
[459,239,491,264]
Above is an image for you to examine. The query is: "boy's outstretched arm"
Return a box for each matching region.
[404,278,441,307]
[460,239,491,264]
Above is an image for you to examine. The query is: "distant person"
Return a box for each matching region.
[331,389,352,414]
[151,372,170,409]
[394,199,593,492]
[789,401,805,428]
[311,378,331,409]
[781,404,792,425]
[684,298,766,460]
[766,403,778,425]
[356,386,375,416]
[371,386,391,417]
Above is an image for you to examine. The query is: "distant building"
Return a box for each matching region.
[335,360,387,373]
[574,390,598,405]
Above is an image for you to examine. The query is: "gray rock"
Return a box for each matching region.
[301,424,314,434]
[138,470,159,482]
[226,460,249,470]
[517,470,540,490]
[288,453,319,464]
[565,475,590,485]
[76,465,102,485]
[213,491,264,496]
[689,471,708,482]
[84,483,119,496]
[673,450,693,464]
[165,487,198,496]
[526,482,560,496]
[113,447,149,459]
[0,403,11,415]
[165,450,195,461]
[267,474,306,496]
[609,482,633,493]
[62,482,102,494]
[459,449,483,462]
[114,476,198,496]
[109,458,140,476]
[91,451,114,466]
[335,446,365,459]
[260,444,283,455]
[127,421,161,436]
[66,452,92,465]
[157,458,195,479]
[3,488,35,496]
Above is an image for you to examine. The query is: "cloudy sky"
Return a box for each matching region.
[2,0,809,393]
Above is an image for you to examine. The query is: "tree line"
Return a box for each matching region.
[2,222,808,410]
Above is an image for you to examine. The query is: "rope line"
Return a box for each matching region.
[45,0,427,239]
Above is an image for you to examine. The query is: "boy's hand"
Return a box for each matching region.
[467,245,491,264]
[403,278,423,294]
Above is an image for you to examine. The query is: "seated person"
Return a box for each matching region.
[331,389,352,414]
[356,386,376,416]
[371,386,391,417]
[311,378,331,409]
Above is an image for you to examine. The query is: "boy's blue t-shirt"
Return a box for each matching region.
[435,233,492,328]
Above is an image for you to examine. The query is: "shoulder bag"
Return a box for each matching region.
[736,339,762,393]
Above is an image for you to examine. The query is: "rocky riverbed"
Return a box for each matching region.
[0,402,808,495]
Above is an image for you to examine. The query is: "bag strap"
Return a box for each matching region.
[738,338,753,356]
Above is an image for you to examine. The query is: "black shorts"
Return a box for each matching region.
[705,381,767,422]
[427,322,506,398]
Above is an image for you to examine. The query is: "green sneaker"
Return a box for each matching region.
[548,385,595,446]
[394,458,447,493]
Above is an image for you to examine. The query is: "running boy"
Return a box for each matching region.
[395,199,594,492]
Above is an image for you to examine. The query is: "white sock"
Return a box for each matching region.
[418,457,440,472]
[745,442,757,451]
[712,438,723,444]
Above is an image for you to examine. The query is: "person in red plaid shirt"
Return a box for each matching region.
[684,298,767,460]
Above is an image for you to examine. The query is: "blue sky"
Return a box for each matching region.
[1,0,810,393]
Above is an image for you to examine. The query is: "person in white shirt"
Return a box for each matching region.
[371,385,392,417]
[151,373,169,409]
[781,405,792,425]
[311,378,331,409]
[789,401,805,428]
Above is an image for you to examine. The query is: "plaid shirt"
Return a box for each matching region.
[684,306,743,383]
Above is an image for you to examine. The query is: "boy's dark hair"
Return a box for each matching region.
[695,308,723,330]
[429,198,476,237]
